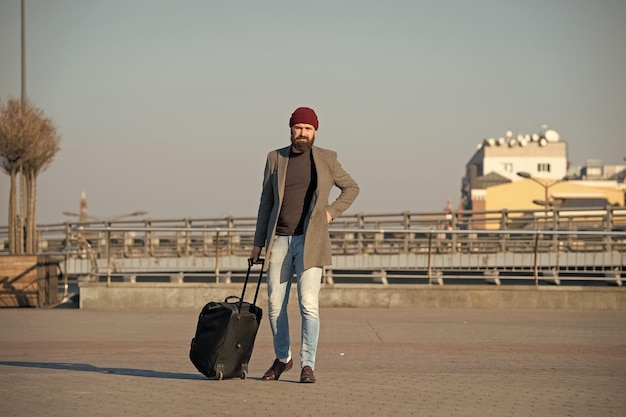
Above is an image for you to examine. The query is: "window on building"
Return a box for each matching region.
[537,163,551,172]
[501,162,513,173]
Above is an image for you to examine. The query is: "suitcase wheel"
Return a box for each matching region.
[240,370,247,380]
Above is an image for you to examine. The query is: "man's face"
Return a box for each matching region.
[290,123,316,152]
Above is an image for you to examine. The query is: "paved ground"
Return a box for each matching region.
[1,306,625,417]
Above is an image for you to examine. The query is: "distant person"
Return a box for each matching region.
[250,107,359,384]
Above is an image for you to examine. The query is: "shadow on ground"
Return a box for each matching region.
[0,361,206,380]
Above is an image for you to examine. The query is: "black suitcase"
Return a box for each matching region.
[189,259,264,380]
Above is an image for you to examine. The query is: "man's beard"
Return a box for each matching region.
[291,133,315,153]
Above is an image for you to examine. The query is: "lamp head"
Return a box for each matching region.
[532,199,551,207]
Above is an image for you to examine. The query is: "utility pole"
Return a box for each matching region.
[21,0,26,110]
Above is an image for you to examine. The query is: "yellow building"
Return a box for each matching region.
[476,180,624,230]
[486,180,624,213]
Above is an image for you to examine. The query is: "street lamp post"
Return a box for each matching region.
[516,172,569,227]
[21,0,26,110]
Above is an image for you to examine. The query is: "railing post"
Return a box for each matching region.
[403,211,411,253]
[357,213,364,254]
[106,228,112,286]
[202,230,211,257]
[552,209,559,250]
[605,205,613,252]
[427,230,433,285]
[500,209,508,252]
[145,219,152,257]
[226,216,235,256]
[214,230,220,283]
[184,218,191,256]
[63,223,71,297]
[61,254,69,298]
[533,231,540,287]
[605,205,613,230]
[323,267,334,285]
[450,210,458,251]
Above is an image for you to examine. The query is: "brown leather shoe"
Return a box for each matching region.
[262,359,293,381]
[300,366,316,383]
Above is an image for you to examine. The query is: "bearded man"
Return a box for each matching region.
[250,106,359,383]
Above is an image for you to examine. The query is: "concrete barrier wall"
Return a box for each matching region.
[79,283,626,310]
[0,255,63,307]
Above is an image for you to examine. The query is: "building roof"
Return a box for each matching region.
[472,171,510,190]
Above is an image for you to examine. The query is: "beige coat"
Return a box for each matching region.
[253,145,359,271]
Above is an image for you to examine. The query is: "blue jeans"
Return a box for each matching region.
[267,235,322,369]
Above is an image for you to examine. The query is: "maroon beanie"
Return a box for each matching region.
[289,107,319,130]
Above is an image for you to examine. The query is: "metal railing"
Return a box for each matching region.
[1,207,625,287]
[1,206,625,252]
[51,226,626,287]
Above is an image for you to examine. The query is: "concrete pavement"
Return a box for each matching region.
[1,306,625,417]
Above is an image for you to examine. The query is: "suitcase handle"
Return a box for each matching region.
[238,258,265,313]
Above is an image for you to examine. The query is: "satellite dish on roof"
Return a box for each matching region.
[497,137,505,146]
[531,133,539,142]
[484,138,495,146]
[544,129,560,142]
[539,138,547,147]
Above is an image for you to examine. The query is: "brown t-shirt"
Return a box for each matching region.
[276,149,317,236]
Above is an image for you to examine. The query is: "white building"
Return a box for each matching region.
[462,126,568,211]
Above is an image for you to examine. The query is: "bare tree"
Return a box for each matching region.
[23,122,60,253]
[0,97,60,254]
[0,98,29,254]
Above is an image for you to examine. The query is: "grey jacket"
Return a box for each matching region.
[253,145,359,271]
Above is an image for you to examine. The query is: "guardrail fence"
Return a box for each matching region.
[0,207,624,287]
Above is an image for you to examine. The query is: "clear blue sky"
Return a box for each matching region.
[1,0,624,224]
